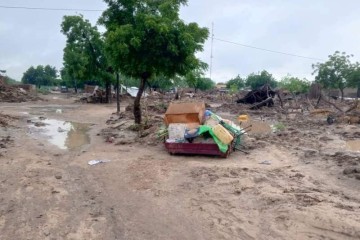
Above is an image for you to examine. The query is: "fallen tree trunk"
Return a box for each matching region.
[250,97,273,110]
[236,84,276,109]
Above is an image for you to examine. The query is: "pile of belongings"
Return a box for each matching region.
[163,102,246,154]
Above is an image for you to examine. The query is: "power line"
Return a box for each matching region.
[209,22,214,80]
[213,37,325,61]
[0,5,103,12]
[0,4,326,62]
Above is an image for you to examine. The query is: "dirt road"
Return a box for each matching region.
[0,94,359,239]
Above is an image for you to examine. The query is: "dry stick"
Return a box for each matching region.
[293,92,299,108]
[241,125,253,131]
[277,92,284,109]
[320,94,344,113]
[345,100,359,113]
[306,96,315,110]
[250,97,273,110]
[315,94,322,108]
[235,147,249,154]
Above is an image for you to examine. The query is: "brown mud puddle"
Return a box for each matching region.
[29,119,90,150]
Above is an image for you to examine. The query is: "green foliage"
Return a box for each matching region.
[272,122,286,132]
[156,125,168,140]
[100,0,209,123]
[22,65,58,87]
[195,78,215,91]
[348,64,360,97]
[312,51,353,99]
[185,62,210,91]
[278,75,311,94]
[61,15,113,91]
[100,0,208,79]
[245,70,277,90]
[3,76,19,85]
[149,75,175,91]
[226,75,244,90]
[229,84,238,94]
[36,87,51,95]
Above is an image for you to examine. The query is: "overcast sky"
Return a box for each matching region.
[1,0,360,83]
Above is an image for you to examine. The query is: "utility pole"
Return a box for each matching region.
[116,72,120,113]
[210,22,214,80]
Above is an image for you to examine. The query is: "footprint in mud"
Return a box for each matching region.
[295,194,322,206]
[343,167,360,180]
[138,155,154,160]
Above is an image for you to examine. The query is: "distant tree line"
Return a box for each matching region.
[225,51,360,99]
[226,70,310,95]
[22,65,59,88]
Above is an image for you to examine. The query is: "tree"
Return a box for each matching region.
[245,70,277,90]
[61,15,113,98]
[226,75,244,90]
[196,78,215,91]
[149,75,175,91]
[278,75,311,94]
[185,62,208,92]
[4,76,19,85]
[312,51,353,101]
[348,63,360,98]
[99,0,209,124]
[22,65,57,87]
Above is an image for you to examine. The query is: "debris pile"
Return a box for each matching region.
[236,84,278,109]
[100,101,165,146]
[0,82,41,102]
[0,136,12,149]
[162,102,246,157]
[0,113,18,127]
[79,86,114,103]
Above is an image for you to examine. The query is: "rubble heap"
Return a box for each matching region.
[236,84,278,109]
[0,81,41,103]
[0,113,18,127]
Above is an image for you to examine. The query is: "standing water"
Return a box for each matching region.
[29,119,90,150]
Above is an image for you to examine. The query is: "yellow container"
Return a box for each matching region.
[212,124,233,145]
[238,114,249,123]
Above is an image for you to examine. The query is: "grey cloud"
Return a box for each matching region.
[1,0,360,82]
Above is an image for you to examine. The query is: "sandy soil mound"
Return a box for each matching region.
[0,84,41,102]
[0,113,18,127]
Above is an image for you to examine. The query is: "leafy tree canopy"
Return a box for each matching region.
[226,75,244,90]
[99,0,209,123]
[278,75,311,94]
[22,65,57,87]
[312,51,353,100]
[348,63,360,97]
[185,62,208,92]
[61,15,113,93]
[245,70,277,90]
[195,77,215,91]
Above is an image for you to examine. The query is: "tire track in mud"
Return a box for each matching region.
[0,126,126,239]
[180,155,360,240]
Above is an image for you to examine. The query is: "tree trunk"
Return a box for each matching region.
[134,75,147,124]
[357,83,360,99]
[105,80,111,103]
[340,88,344,101]
[74,79,78,93]
[116,73,120,113]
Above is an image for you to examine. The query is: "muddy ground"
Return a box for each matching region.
[0,93,359,240]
